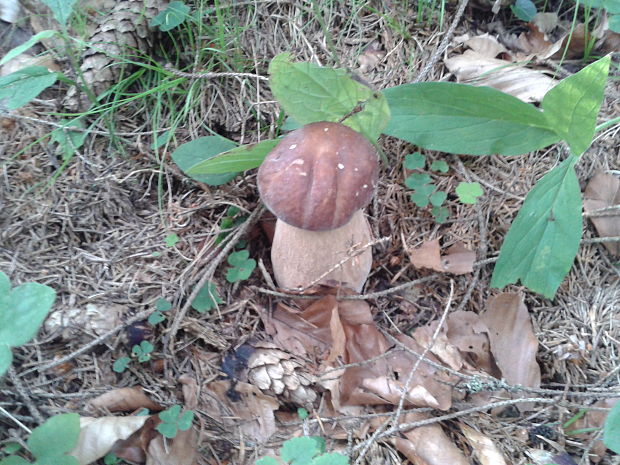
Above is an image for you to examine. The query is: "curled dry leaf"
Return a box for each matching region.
[460,423,507,465]
[45,303,123,341]
[89,386,162,413]
[584,172,620,256]
[69,415,149,465]
[393,412,469,465]
[358,40,386,73]
[409,240,475,275]
[446,311,498,377]
[444,34,557,102]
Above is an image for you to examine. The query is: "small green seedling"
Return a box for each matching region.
[103,453,121,464]
[113,357,131,373]
[256,436,348,465]
[455,182,484,204]
[0,272,56,377]
[164,233,180,247]
[216,206,248,244]
[511,0,537,21]
[148,298,172,325]
[132,341,154,363]
[150,1,191,31]
[191,281,223,313]
[0,413,81,465]
[156,405,194,439]
[403,153,449,223]
[50,118,87,161]
[226,250,256,283]
[297,408,309,420]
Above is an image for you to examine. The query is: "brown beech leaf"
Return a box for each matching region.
[409,240,475,275]
[446,311,499,377]
[481,293,540,388]
[204,380,279,443]
[584,172,620,256]
[393,413,469,465]
[89,386,162,413]
[460,423,508,465]
[69,415,149,465]
[570,398,619,463]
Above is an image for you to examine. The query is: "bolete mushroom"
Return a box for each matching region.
[257,121,378,292]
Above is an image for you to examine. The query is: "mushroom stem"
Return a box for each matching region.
[271,210,373,292]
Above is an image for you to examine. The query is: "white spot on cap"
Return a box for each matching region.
[300,172,308,176]
[363,184,368,188]
[354,168,359,172]
[291,159,304,165]
[324,127,329,131]
[337,163,344,169]
[289,144,297,150]
[355,192,359,197]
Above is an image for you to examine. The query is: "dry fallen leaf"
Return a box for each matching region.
[358,40,385,73]
[89,386,162,413]
[584,172,620,256]
[393,413,469,465]
[571,398,619,463]
[480,293,541,410]
[69,415,149,465]
[409,240,475,275]
[445,34,557,102]
[45,303,123,341]
[460,423,508,465]
[446,311,498,377]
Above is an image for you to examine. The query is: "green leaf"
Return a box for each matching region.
[269,53,390,141]
[34,456,79,465]
[152,130,171,149]
[177,410,194,431]
[430,191,447,207]
[150,1,190,31]
[404,173,432,189]
[156,422,178,439]
[0,457,31,465]
[155,298,172,312]
[404,152,426,170]
[382,83,559,156]
[511,0,537,21]
[164,233,180,247]
[280,437,324,465]
[310,453,349,465]
[542,56,610,155]
[456,182,483,204]
[0,66,58,110]
[50,118,87,161]
[40,0,77,25]
[432,206,449,223]
[411,191,430,207]
[191,281,223,313]
[187,139,279,175]
[256,457,281,465]
[28,413,80,459]
[430,160,449,173]
[609,14,620,32]
[0,344,12,377]
[2,443,21,454]
[171,136,237,185]
[297,407,309,420]
[104,453,120,465]
[0,30,57,66]
[605,0,620,13]
[604,401,620,453]
[159,405,182,423]
[226,249,257,283]
[0,282,56,348]
[491,157,582,298]
[0,272,10,296]
[148,312,165,325]
[113,357,130,373]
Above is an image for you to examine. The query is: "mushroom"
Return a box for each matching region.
[257,121,379,292]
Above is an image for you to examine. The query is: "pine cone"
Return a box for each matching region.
[247,343,318,406]
[63,0,166,111]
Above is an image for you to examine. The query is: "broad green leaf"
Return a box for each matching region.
[0,66,58,110]
[0,282,55,347]
[609,14,620,32]
[0,345,12,376]
[191,282,222,313]
[50,118,87,161]
[34,456,79,465]
[28,413,80,459]
[280,437,323,465]
[268,53,390,141]
[604,401,620,453]
[491,157,582,298]
[456,182,484,204]
[150,1,190,31]
[40,0,77,25]
[0,272,9,298]
[511,0,537,21]
[310,454,349,465]
[187,139,279,175]
[605,0,620,13]
[383,83,559,156]
[171,136,237,185]
[0,30,57,66]
[542,56,610,155]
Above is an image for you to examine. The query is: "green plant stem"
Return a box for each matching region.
[596,116,620,133]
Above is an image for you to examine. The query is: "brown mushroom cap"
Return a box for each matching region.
[257,121,379,231]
